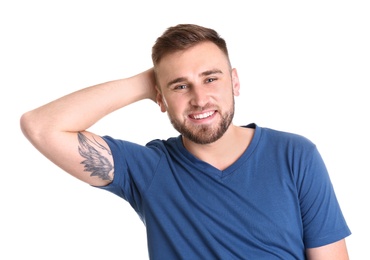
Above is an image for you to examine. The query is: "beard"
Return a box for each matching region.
[167,101,235,145]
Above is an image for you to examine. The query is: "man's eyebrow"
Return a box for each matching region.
[166,69,223,88]
[200,69,223,77]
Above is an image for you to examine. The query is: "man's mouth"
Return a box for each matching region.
[189,111,216,120]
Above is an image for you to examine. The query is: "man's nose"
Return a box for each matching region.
[190,86,209,108]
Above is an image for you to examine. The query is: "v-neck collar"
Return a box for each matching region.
[174,123,261,178]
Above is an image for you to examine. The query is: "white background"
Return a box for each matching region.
[1,1,369,259]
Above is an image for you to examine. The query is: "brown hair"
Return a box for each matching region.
[152,24,229,66]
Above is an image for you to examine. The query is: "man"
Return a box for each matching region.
[20,24,351,259]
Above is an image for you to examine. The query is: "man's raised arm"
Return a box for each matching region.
[20,68,157,186]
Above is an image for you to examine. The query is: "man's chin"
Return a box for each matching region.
[182,128,224,145]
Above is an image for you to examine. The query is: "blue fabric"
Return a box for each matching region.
[98,123,351,259]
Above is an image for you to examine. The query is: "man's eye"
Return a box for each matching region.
[206,78,216,83]
[175,85,187,90]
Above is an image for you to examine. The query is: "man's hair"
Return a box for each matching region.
[152,24,229,66]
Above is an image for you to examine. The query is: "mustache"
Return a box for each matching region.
[186,103,217,112]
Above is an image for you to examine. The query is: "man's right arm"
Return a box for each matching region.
[20,68,157,186]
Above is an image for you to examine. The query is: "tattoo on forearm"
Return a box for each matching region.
[78,132,114,181]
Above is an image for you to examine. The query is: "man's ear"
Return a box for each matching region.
[156,89,167,113]
[231,68,241,96]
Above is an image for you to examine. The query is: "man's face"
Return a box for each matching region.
[155,41,240,145]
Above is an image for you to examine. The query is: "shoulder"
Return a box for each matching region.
[246,124,319,162]
[101,135,182,161]
[146,136,183,153]
[259,125,315,149]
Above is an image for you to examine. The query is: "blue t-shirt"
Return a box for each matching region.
[98,123,351,259]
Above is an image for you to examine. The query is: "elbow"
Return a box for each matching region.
[20,111,31,138]
[20,111,42,143]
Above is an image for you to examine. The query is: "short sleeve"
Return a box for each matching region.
[95,136,164,217]
[297,145,351,247]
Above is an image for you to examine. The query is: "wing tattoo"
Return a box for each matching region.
[78,132,114,181]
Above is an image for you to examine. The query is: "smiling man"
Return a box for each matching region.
[21,24,351,259]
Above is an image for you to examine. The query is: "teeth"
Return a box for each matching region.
[193,111,215,119]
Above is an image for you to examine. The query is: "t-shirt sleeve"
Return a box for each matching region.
[297,143,351,248]
[94,135,163,217]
